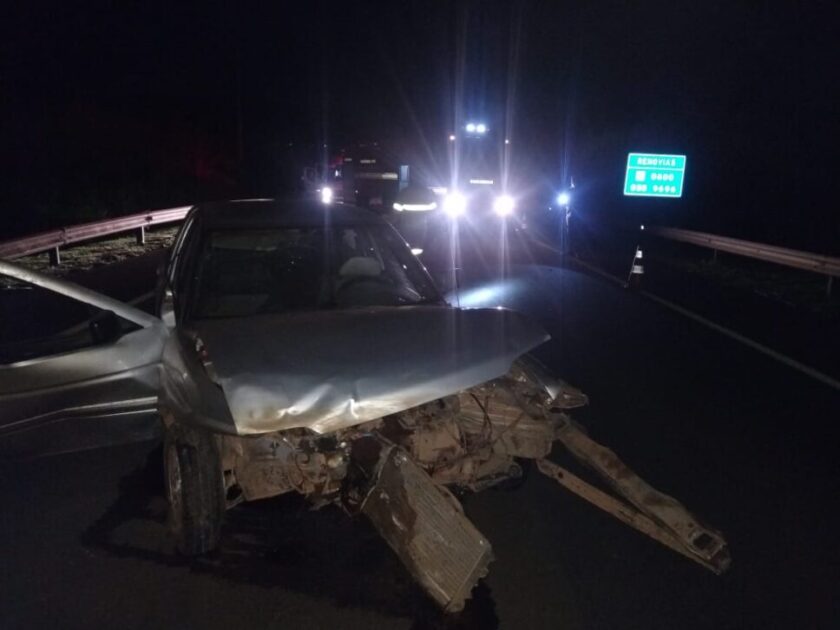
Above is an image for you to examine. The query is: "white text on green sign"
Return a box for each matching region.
[624,153,686,198]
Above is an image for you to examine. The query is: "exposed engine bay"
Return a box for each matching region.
[212,358,731,612]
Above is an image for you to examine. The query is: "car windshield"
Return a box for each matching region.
[191,225,440,318]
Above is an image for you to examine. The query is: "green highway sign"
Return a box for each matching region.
[624,153,686,198]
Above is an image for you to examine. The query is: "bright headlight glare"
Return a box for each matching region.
[493,194,515,216]
[321,186,334,204]
[556,192,570,206]
[443,192,467,217]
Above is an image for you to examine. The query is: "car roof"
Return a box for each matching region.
[192,199,388,230]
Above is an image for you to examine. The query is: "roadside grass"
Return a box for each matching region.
[653,252,840,320]
[22,227,178,276]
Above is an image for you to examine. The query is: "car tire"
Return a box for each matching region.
[164,423,225,556]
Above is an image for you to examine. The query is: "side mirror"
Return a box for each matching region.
[153,262,176,327]
[160,286,176,328]
[89,310,122,344]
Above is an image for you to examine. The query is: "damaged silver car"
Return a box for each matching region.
[0,199,730,612]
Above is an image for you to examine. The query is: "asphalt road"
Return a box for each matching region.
[2,231,839,629]
[571,220,840,384]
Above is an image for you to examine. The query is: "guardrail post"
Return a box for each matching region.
[648,226,840,292]
[0,205,191,260]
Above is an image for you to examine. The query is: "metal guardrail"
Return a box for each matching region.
[650,226,840,295]
[0,206,191,264]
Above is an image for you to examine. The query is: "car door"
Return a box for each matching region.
[0,259,168,459]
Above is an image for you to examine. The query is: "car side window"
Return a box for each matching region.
[0,274,140,365]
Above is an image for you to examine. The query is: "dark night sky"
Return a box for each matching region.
[1,1,838,251]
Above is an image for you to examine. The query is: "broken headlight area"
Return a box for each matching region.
[194,360,729,613]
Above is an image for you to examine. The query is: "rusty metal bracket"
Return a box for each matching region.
[538,417,730,574]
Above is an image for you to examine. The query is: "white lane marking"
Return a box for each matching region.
[572,257,840,393]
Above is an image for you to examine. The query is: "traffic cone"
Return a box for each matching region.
[626,246,644,289]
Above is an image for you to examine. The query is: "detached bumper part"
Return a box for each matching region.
[360,446,493,612]
[538,414,731,574]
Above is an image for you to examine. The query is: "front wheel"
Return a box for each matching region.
[164,423,225,556]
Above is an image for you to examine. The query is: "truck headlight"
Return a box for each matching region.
[493,194,515,217]
[443,192,467,218]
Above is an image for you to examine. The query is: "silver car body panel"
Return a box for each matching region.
[190,305,550,435]
[0,260,168,456]
[1,259,551,443]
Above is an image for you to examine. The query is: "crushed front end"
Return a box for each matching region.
[216,358,730,612]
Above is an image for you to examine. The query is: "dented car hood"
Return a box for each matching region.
[190,305,549,435]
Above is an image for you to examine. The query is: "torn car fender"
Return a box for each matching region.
[158,331,239,435]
